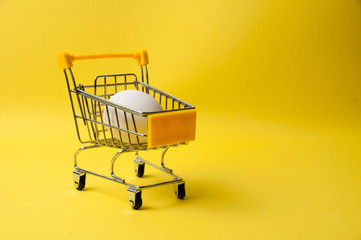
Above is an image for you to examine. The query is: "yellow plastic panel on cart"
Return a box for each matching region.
[148,109,196,148]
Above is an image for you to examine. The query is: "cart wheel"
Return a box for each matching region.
[73,170,86,190]
[175,181,186,199]
[127,187,142,209]
[134,160,145,177]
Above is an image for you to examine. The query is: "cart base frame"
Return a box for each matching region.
[73,144,186,209]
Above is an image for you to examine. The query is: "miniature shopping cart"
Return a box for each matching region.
[57,50,196,209]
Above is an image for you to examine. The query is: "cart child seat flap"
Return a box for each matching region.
[148,109,196,148]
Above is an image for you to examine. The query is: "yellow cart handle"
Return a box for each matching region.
[57,49,149,70]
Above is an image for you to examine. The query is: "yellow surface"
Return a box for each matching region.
[1,0,361,239]
[148,109,196,148]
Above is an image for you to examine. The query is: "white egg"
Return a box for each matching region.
[102,90,163,145]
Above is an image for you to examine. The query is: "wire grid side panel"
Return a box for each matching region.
[79,91,148,150]
[68,89,96,144]
[146,87,193,111]
[94,74,139,100]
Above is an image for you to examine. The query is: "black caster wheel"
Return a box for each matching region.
[73,170,86,190]
[175,181,186,199]
[134,160,145,177]
[127,188,142,209]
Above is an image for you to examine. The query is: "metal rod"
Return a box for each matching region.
[160,146,173,173]
[73,115,147,137]
[64,70,85,143]
[135,152,181,179]
[73,144,102,168]
[110,149,129,182]
[75,166,182,189]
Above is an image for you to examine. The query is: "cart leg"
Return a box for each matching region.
[73,170,86,190]
[127,187,142,209]
[72,145,100,190]
[160,146,173,173]
[110,149,130,182]
[134,158,145,177]
[74,144,101,170]
[175,181,185,199]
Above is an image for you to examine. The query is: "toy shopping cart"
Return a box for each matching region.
[57,50,196,209]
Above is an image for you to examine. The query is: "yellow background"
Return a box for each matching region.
[1,0,361,239]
